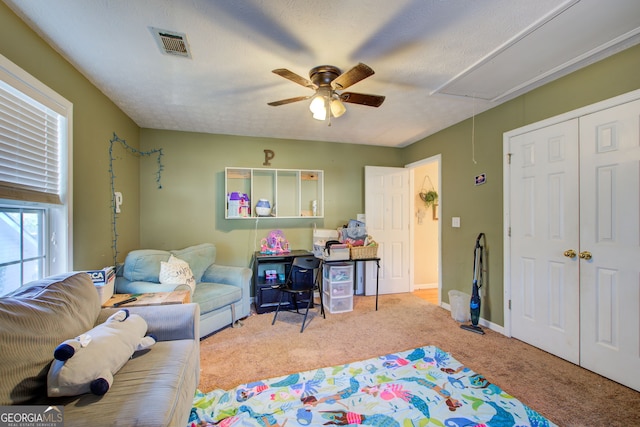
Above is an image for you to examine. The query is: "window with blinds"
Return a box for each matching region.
[0,80,62,205]
[0,53,72,295]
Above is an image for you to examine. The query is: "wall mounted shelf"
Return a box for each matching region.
[225,167,324,219]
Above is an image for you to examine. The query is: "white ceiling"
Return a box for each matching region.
[4,0,640,147]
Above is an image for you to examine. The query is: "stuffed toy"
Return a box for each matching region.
[47,309,156,397]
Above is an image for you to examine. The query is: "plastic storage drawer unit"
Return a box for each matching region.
[323,263,353,282]
[327,281,353,298]
[323,292,353,313]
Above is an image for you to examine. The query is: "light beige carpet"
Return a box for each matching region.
[199,293,640,426]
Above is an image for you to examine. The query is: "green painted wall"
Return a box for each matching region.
[4,2,640,327]
[138,129,402,268]
[0,3,141,269]
[402,44,640,326]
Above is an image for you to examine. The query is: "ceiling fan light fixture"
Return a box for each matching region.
[269,63,383,123]
[330,97,346,118]
[312,108,327,121]
[309,95,325,115]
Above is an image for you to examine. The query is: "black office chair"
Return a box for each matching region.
[271,256,324,332]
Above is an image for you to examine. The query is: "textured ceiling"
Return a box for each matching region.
[4,0,640,147]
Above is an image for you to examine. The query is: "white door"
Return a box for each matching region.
[578,99,640,391]
[508,120,581,364]
[365,166,410,294]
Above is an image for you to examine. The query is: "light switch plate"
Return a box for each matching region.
[452,217,461,228]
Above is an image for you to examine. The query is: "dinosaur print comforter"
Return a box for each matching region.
[188,345,556,426]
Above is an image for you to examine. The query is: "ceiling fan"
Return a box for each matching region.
[267,63,385,123]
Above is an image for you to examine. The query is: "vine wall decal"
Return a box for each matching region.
[109,132,164,265]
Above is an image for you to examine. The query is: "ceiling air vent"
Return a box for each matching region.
[151,27,191,58]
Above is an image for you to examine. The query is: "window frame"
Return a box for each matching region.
[0,205,46,292]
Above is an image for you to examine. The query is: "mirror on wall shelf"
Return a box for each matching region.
[225,167,324,219]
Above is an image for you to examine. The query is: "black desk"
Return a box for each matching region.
[321,257,381,310]
[252,250,314,314]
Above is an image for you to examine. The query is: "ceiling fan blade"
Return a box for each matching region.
[272,69,317,89]
[339,92,385,107]
[331,63,375,90]
[267,95,312,106]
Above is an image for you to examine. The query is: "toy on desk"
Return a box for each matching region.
[339,219,368,246]
[265,270,278,280]
[260,229,290,254]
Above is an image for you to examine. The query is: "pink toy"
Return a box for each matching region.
[260,230,290,254]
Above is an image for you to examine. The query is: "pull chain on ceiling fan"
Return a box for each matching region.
[268,63,385,124]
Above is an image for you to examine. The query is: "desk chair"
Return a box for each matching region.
[271,256,323,332]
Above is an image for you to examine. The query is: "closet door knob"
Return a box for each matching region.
[579,251,592,260]
[563,249,577,258]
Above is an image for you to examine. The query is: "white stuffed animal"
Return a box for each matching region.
[47,309,156,396]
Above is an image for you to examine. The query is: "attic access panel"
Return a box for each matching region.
[435,0,640,102]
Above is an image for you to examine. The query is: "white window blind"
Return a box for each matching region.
[0,80,61,205]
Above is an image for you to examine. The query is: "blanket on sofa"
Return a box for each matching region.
[188,345,556,426]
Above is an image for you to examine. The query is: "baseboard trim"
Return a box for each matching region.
[441,302,505,335]
[414,283,438,290]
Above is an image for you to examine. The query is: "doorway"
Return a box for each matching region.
[407,156,441,305]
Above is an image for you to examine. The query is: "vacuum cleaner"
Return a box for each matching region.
[461,232,486,335]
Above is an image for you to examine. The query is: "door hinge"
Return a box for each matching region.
[507,153,512,164]
[508,226,511,237]
[508,299,512,310]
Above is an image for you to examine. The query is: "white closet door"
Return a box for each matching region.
[508,120,581,363]
[579,99,640,391]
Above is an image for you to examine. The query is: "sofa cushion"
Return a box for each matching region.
[193,282,241,314]
[114,277,178,295]
[0,272,101,405]
[123,249,170,282]
[38,339,198,427]
[171,243,216,282]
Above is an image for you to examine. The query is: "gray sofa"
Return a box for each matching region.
[0,271,199,427]
[115,243,252,338]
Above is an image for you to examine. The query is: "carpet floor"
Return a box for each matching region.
[198,293,640,426]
